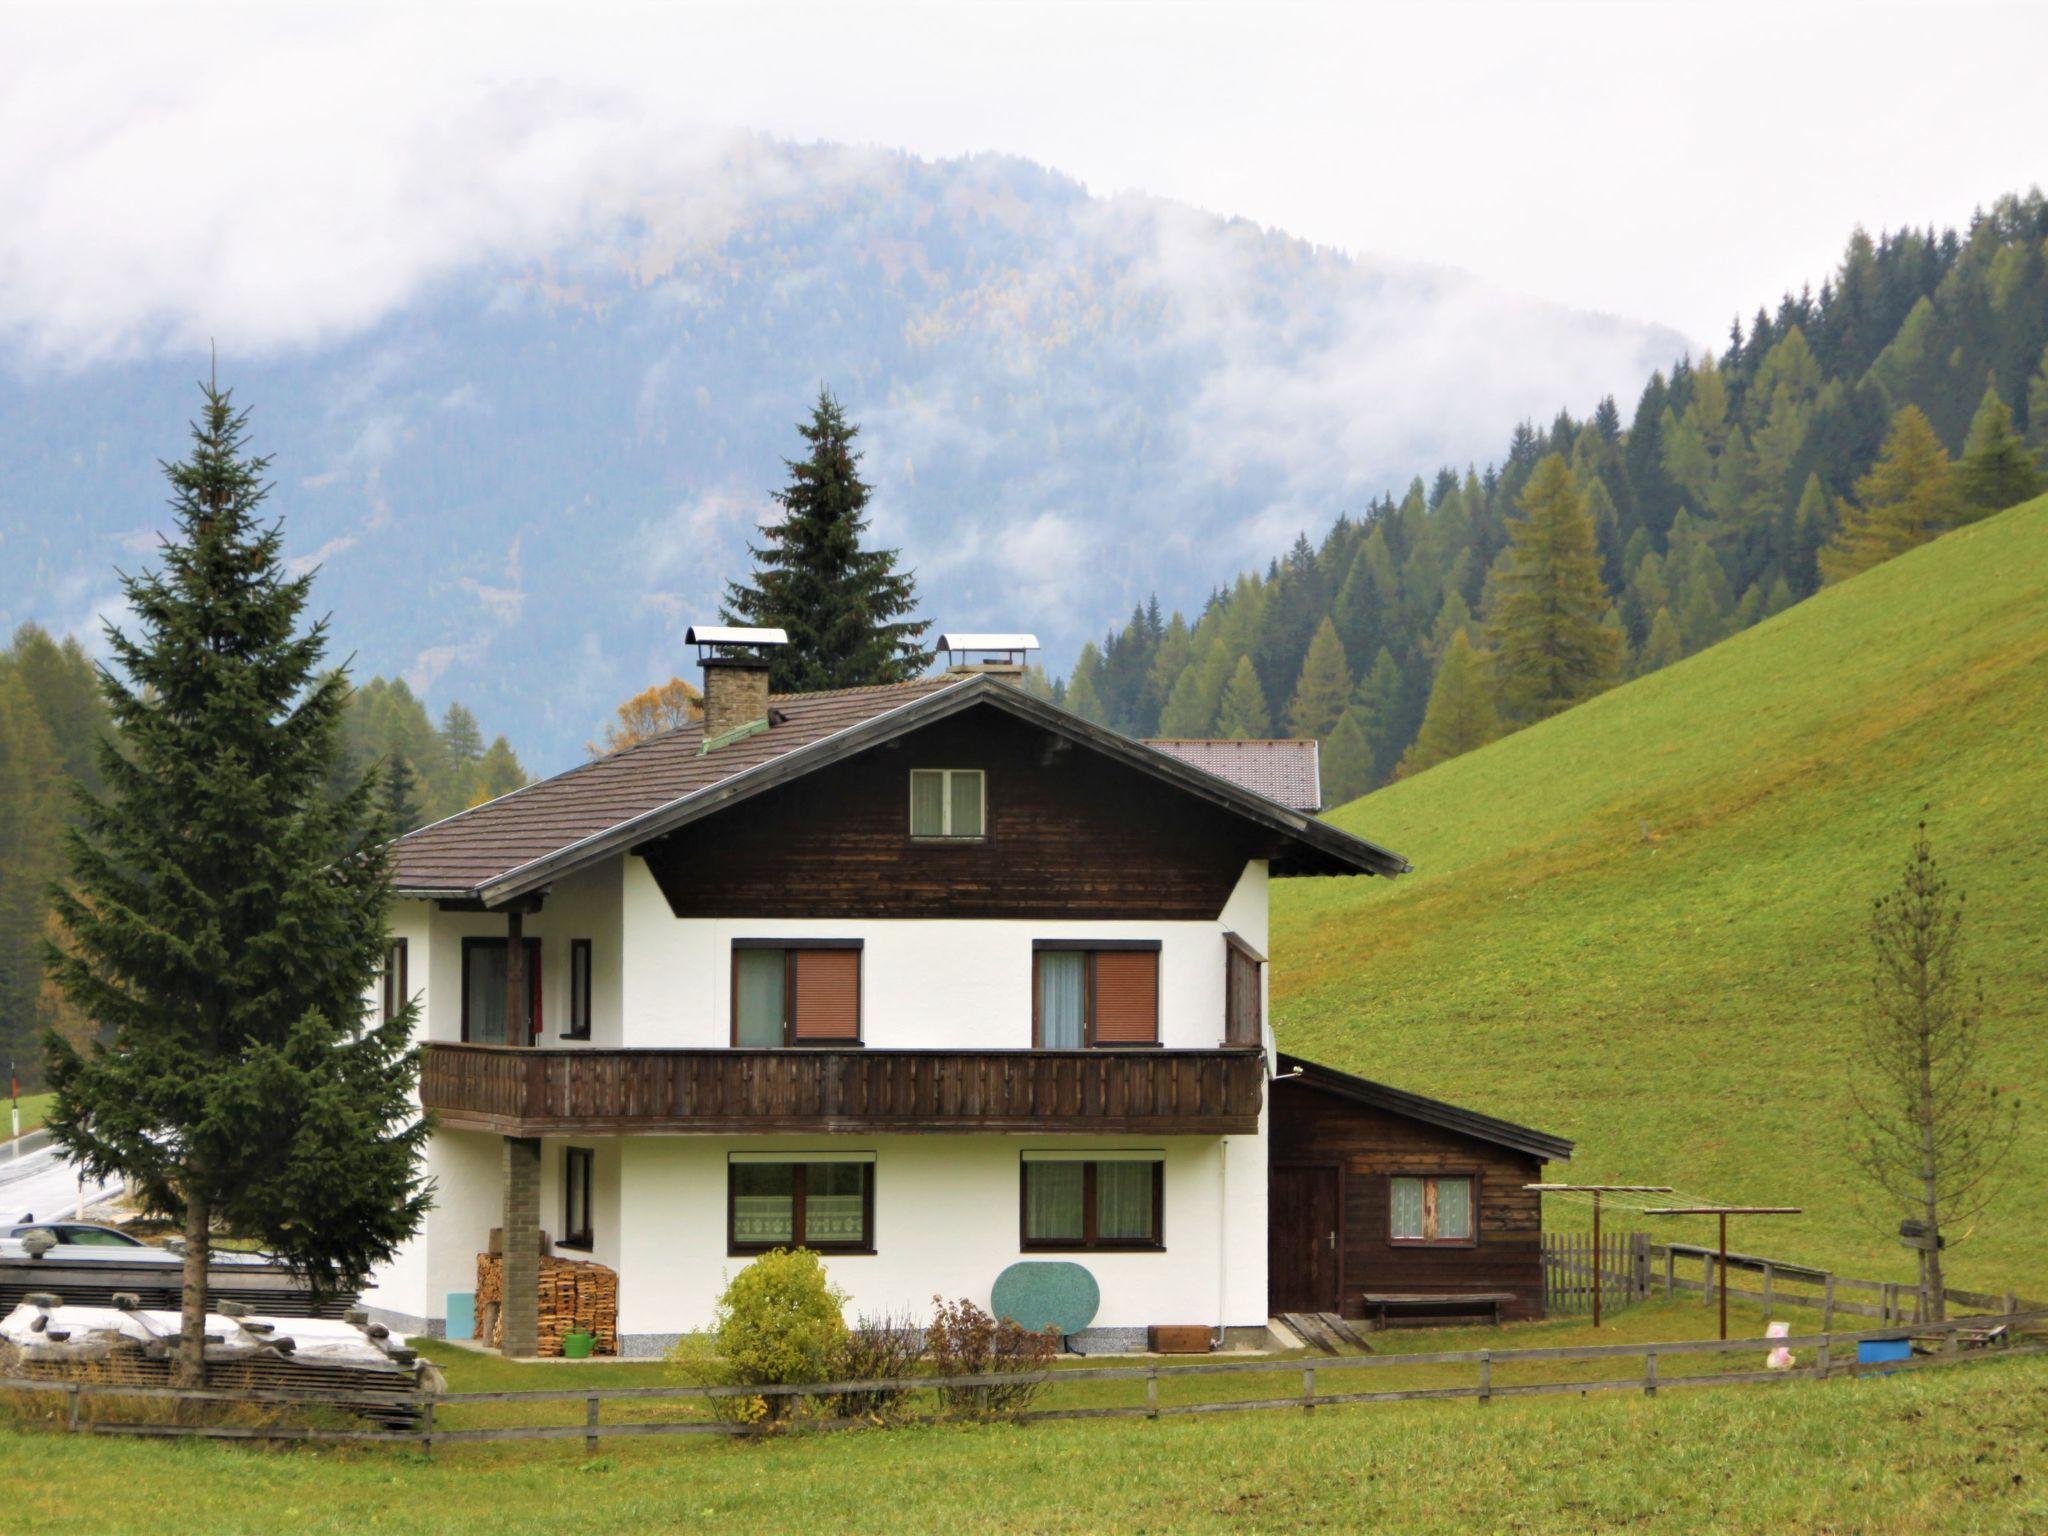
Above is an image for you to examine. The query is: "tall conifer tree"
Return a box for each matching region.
[1284,618,1352,740]
[1486,455,1621,722]
[1397,630,1501,775]
[1821,405,1960,582]
[724,390,929,690]
[1954,384,2042,517]
[1214,655,1271,740]
[42,381,429,1383]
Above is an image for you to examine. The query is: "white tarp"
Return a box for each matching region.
[1,1301,407,1370]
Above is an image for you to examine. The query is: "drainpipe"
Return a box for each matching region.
[1214,1136,1229,1349]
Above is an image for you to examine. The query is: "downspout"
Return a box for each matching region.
[1214,1135,1228,1350]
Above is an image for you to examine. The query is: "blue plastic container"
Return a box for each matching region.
[446,1291,477,1342]
[1857,1336,1911,1370]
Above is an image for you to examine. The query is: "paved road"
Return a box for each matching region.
[0,1134,123,1224]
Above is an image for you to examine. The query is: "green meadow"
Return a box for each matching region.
[1277,498,2048,1292]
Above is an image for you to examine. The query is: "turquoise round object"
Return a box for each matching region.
[990,1261,1100,1336]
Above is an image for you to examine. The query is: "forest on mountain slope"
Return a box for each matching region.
[1062,191,2048,800]
[0,630,525,1090]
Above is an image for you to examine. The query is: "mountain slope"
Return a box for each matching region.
[0,143,1680,771]
[1274,500,2048,1290]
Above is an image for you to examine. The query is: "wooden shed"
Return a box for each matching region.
[1267,1053,1573,1325]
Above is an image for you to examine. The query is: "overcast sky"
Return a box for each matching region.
[6,0,2046,363]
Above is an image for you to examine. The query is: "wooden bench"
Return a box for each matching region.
[1361,1292,1518,1330]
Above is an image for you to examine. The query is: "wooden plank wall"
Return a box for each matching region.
[642,709,1271,919]
[1268,1081,1549,1321]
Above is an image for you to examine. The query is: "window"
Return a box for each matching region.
[1389,1175,1475,1244]
[565,939,593,1041]
[1032,942,1160,1047]
[731,941,862,1046]
[562,1147,594,1250]
[727,1155,874,1254]
[909,768,984,839]
[460,937,543,1044]
[1021,1153,1163,1250]
[381,939,409,1024]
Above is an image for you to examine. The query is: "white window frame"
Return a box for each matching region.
[909,768,986,840]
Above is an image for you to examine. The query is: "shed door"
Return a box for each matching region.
[1268,1165,1341,1314]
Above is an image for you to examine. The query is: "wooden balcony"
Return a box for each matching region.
[420,1042,1266,1136]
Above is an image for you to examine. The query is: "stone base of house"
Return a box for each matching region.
[365,1305,444,1341]
[613,1323,1276,1360]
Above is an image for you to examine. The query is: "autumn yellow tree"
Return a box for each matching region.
[1821,406,1960,582]
[590,677,704,756]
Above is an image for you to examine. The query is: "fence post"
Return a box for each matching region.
[1664,1244,1676,1298]
[1302,1365,1316,1412]
[1478,1349,1492,1406]
[1761,1263,1774,1321]
[2005,1291,2019,1321]
[1633,1232,1651,1301]
[65,1383,81,1435]
[1146,1367,1159,1420]
[1643,1349,1658,1398]
[585,1393,601,1456]
[1822,1275,1836,1333]
[421,1397,435,1459]
[1704,1251,1714,1308]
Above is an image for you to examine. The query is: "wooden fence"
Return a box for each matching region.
[1542,1234,2036,1331]
[4,1308,2042,1453]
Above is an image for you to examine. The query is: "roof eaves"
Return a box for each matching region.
[1277,1052,1574,1162]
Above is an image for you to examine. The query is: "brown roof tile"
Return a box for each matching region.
[1141,739,1322,813]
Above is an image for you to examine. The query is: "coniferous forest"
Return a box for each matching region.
[1061,192,2048,803]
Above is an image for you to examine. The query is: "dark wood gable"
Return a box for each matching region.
[638,704,1279,919]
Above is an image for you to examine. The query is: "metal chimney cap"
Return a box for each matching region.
[936,632,1039,653]
[685,625,789,648]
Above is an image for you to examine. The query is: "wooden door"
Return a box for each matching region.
[1268,1165,1341,1314]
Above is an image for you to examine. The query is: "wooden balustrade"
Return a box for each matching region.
[421,1042,1266,1136]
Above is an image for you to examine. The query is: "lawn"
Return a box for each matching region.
[1276,499,2048,1293]
[4,1321,2044,1534]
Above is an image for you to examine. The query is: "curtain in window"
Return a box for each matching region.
[910,770,946,835]
[805,1163,867,1245]
[1095,1161,1156,1242]
[1037,952,1086,1048]
[734,950,786,1047]
[1435,1177,1473,1239]
[948,771,983,837]
[467,944,508,1045]
[1024,1161,1084,1241]
[731,1163,795,1244]
[1390,1177,1426,1240]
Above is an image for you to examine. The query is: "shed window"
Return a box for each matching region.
[910,769,984,838]
[728,1156,874,1254]
[562,1147,594,1250]
[1390,1175,1474,1243]
[1033,943,1159,1047]
[732,943,862,1046]
[1021,1153,1163,1250]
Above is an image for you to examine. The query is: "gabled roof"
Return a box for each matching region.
[391,674,1409,905]
[1144,739,1321,813]
[1276,1052,1574,1163]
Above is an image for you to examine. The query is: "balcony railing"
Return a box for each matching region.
[420,1042,1266,1136]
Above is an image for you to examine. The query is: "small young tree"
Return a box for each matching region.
[724,389,930,690]
[42,380,430,1383]
[1846,820,2018,1320]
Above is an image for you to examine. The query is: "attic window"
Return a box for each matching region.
[909,769,984,839]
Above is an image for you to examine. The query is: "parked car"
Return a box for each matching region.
[5,1221,146,1249]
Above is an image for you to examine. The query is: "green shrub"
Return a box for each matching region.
[829,1309,928,1423]
[669,1249,848,1425]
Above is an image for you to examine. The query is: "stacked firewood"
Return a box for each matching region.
[475,1252,619,1357]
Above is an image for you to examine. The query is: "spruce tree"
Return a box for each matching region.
[2026,344,2048,464]
[471,736,527,805]
[1354,648,1406,784]
[381,751,422,836]
[1284,618,1351,740]
[724,389,930,690]
[1064,644,1109,726]
[42,381,429,1383]
[1214,655,1271,740]
[1319,709,1375,806]
[1821,405,1960,582]
[1954,384,2043,517]
[1637,607,1686,674]
[1397,630,1501,776]
[1486,454,1621,723]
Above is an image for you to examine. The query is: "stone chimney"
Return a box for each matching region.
[936,631,1040,680]
[687,625,788,748]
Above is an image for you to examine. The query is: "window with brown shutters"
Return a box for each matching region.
[731,941,863,1046]
[1032,941,1160,1047]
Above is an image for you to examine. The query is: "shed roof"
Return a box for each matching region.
[1276,1053,1575,1163]
[1143,738,1322,813]
[392,675,1408,905]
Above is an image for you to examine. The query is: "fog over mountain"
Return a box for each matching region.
[0,137,1683,769]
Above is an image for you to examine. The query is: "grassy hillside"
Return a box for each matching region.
[1277,498,2048,1292]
